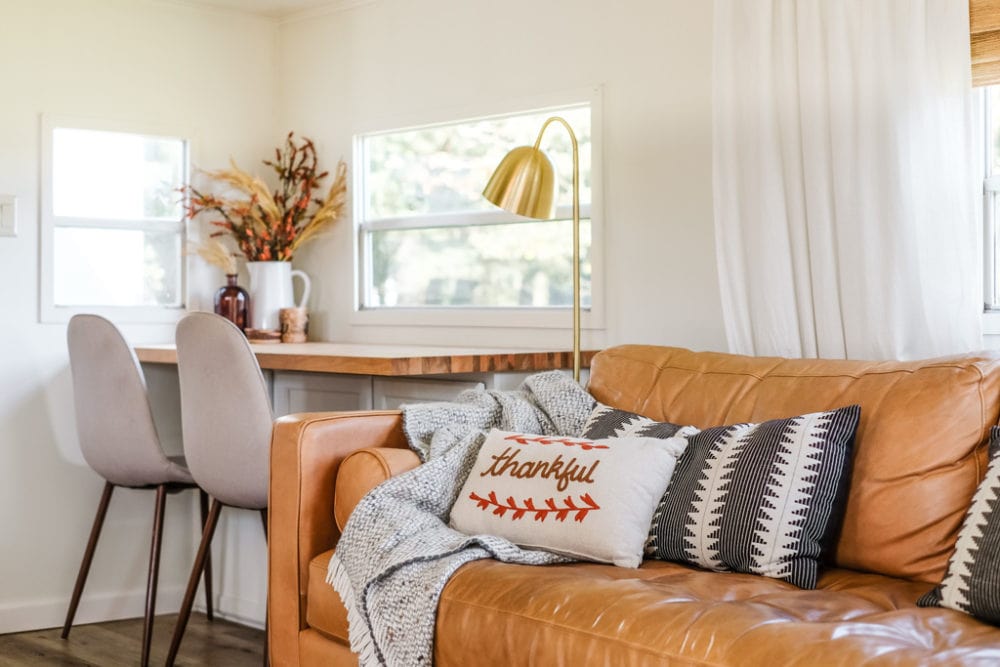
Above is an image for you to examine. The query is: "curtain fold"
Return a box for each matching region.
[714,0,981,360]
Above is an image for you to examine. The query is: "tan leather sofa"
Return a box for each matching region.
[269,345,1000,665]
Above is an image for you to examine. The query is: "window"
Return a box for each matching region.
[355,94,601,328]
[40,116,189,323]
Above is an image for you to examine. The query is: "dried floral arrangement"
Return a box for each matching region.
[183,132,347,263]
[190,238,238,275]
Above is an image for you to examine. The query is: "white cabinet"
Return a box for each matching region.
[269,372,557,414]
[142,362,185,458]
[372,377,484,410]
[141,364,561,425]
[271,372,372,415]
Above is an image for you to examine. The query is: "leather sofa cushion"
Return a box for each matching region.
[306,550,1000,665]
[307,551,349,642]
[587,345,1000,583]
[334,447,422,532]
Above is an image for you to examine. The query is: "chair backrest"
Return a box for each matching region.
[67,314,176,487]
[175,312,272,509]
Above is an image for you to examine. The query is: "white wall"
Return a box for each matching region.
[275,0,728,352]
[0,0,275,632]
[0,0,730,635]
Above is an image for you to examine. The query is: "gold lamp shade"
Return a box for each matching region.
[482,116,582,381]
[482,146,557,219]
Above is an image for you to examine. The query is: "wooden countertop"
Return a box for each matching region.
[135,342,598,377]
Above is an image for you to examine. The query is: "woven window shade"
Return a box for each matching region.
[972,0,1000,86]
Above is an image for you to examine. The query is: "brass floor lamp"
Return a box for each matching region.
[482,116,582,382]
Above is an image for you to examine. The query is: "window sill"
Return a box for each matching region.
[40,304,187,325]
[983,310,1000,336]
[350,306,605,331]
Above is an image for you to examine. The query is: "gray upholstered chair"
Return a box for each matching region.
[166,312,272,667]
[63,314,213,667]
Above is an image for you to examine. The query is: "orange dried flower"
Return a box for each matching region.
[179,132,347,263]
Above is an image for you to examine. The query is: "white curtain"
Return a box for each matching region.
[713,0,981,360]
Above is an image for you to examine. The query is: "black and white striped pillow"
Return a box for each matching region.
[582,404,697,441]
[582,404,861,589]
[918,426,1000,622]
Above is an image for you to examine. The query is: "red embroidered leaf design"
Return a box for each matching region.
[503,434,609,450]
[524,497,543,522]
[468,491,602,523]
[507,496,527,521]
[576,493,600,522]
[473,492,490,511]
[488,491,506,517]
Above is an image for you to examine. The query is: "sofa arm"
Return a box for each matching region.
[268,410,407,666]
[334,447,423,530]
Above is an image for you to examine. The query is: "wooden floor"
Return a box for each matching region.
[0,613,264,666]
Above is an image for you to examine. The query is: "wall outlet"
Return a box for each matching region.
[0,195,16,237]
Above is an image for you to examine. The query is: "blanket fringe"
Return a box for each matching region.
[327,552,382,667]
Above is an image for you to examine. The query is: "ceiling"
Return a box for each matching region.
[173,0,348,19]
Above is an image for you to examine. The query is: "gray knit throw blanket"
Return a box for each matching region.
[326,371,596,667]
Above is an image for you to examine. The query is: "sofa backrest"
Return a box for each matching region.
[587,345,1000,584]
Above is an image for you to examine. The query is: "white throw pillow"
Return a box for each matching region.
[449,429,689,568]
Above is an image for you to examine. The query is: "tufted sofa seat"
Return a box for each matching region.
[268,345,1000,665]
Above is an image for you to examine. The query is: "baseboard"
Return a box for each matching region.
[1,588,267,635]
[0,586,185,635]
[194,592,266,630]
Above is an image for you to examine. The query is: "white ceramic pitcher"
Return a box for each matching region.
[246,261,311,331]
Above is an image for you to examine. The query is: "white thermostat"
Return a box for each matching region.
[0,195,15,237]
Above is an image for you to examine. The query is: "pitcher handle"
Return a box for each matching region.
[291,270,311,309]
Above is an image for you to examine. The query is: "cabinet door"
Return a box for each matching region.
[272,372,373,415]
[372,378,484,410]
[141,362,185,458]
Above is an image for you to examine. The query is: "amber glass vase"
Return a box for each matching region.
[214,274,249,332]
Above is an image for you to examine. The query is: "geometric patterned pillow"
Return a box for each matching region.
[581,404,699,440]
[918,426,1000,621]
[645,405,861,589]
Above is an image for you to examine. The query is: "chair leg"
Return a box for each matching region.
[260,508,269,667]
[166,499,222,667]
[199,490,214,622]
[62,481,115,639]
[140,484,167,667]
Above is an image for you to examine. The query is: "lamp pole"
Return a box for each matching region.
[530,117,580,382]
[483,115,582,382]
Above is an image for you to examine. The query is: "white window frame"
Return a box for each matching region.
[979,89,1000,335]
[350,87,605,331]
[39,114,192,324]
